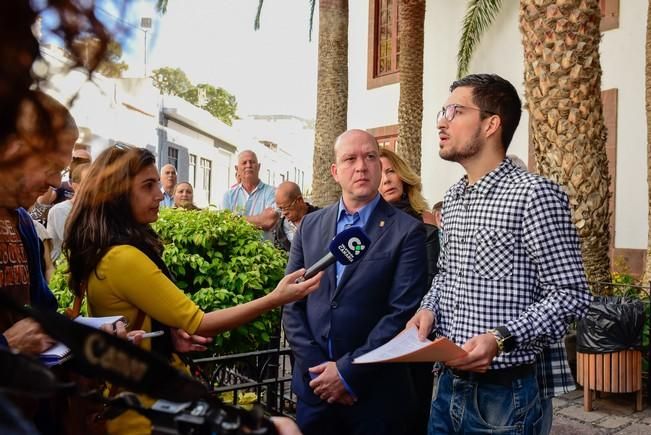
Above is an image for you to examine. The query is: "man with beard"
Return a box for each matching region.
[406,74,592,433]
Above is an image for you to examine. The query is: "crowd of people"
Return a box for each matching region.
[0,76,592,435]
[1,4,592,435]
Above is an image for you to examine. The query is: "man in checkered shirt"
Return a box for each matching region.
[407,74,592,434]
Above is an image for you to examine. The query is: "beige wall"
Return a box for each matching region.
[348,0,647,253]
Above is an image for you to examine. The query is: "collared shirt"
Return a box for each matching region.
[335,193,381,285]
[537,341,576,398]
[282,219,297,243]
[160,190,174,208]
[327,193,381,399]
[272,203,320,252]
[421,158,591,369]
[222,181,276,239]
[46,199,73,261]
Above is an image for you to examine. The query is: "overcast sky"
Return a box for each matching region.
[100,0,319,119]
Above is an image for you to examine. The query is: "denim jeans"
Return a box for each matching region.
[428,368,543,434]
[539,398,552,435]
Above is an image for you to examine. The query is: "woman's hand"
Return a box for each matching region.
[99,320,146,344]
[270,269,323,305]
[171,328,212,353]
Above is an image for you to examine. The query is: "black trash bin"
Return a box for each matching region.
[575,296,647,412]
[577,296,645,353]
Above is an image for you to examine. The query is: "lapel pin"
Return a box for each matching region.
[379,220,385,228]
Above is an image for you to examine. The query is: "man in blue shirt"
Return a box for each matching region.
[159,164,177,208]
[222,150,278,239]
[283,129,427,435]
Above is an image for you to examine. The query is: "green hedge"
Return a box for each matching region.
[50,208,287,355]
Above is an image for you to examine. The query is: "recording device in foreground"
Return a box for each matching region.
[301,226,371,280]
[0,293,278,434]
[0,348,58,398]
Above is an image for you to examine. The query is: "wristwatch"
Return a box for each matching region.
[487,326,515,356]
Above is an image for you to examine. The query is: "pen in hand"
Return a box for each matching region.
[128,330,164,342]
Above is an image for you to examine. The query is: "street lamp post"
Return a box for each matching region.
[140,17,152,77]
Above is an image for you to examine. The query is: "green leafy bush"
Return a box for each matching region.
[50,208,287,355]
[155,208,287,354]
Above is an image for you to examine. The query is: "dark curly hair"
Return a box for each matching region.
[64,144,163,296]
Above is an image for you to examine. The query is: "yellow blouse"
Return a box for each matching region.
[87,245,205,435]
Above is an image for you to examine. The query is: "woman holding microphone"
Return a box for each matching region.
[64,144,321,434]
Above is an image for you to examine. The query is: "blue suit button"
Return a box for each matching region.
[331,302,338,309]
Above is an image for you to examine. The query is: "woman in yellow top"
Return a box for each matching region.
[63,145,322,434]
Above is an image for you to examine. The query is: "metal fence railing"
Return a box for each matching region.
[191,326,296,416]
[191,282,650,415]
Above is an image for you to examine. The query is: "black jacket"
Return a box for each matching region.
[390,199,440,289]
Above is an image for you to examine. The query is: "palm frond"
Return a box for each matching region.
[156,0,169,14]
[457,0,503,78]
[254,0,264,30]
[308,0,316,42]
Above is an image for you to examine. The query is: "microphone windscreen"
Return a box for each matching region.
[328,226,371,265]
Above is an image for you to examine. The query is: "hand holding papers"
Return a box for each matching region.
[40,315,127,366]
[353,327,467,364]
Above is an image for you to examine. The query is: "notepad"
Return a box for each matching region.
[40,315,126,366]
[353,327,467,364]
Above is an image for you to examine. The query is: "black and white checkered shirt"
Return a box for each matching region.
[421,158,592,369]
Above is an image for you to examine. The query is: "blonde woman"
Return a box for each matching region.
[378,148,439,282]
[378,147,440,435]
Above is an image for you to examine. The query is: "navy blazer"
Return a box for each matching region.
[283,197,427,405]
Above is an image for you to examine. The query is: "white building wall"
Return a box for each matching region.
[233,116,315,196]
[348,0,647,251]
[163,122,232,208]
[600,1,647,249]
[348,2,400,129]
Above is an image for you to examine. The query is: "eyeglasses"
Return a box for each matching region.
[436,104,496,123]
[277,197,300,213]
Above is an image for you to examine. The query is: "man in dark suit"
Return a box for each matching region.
[283,129,427,435]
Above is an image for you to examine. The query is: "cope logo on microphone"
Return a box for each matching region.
[347,237,366,255]
[338,237,366,263]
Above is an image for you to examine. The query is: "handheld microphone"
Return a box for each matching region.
[302,226,371,280]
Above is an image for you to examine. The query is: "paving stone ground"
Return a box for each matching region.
[551,389,651,434]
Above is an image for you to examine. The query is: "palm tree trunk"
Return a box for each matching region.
[645,0,651,282]
[396,0,426,175]
[520,0,611,284]
[310,0,348,207]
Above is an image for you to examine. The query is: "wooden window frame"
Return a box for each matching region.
[368,0,400,89]
[368,124,399,151]
[600,0,619,32]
